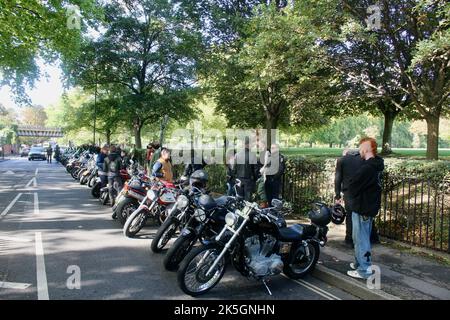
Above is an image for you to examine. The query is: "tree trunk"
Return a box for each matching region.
[265,115,278,149]
[329,142,333,148]
[105,129,111,146]
[381,111,396,155]
[134,126,142,149]
[425,115,440,160]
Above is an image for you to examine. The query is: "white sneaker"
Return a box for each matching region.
[347,270,369,279]
[350,263,357,270]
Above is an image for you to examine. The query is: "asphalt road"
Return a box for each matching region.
[0,157,357,300]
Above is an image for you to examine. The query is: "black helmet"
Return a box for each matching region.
[189,170,208,189]
[198,194,217,211]
[331,204,346,225]
[308,202,332,227]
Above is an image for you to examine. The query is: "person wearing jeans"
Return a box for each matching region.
[347,137,384,279]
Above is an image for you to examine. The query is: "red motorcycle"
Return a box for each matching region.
[123,178,182,237]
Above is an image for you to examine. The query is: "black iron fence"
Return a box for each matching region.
[173,159,449,253]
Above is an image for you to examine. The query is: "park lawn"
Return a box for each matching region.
[281,147,450,160]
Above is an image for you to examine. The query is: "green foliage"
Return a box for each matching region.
[0,0,101,102]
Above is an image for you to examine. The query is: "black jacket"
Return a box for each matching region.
[348,156,385,217]
[103,152,122,175]
[335,152,364,202]
[233,148,258,181]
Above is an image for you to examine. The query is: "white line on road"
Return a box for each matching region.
[35,168,39,176]
[34,193,39,215]
[0,235,32,242]
[0,281,32,290]
[35,232,49,300]
[0,193,23,217]
[25,177,34,188]
[282,274,341,300]
[33,177,37,187]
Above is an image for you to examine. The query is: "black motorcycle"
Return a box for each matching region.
[162,193,236,271]
[150,186,203,254]
[176,200,331,296]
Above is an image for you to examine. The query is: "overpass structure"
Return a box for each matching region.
[16,125,64,138]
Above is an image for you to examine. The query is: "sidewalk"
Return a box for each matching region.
[289,218,450,300]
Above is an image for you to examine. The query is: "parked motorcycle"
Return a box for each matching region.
[162,193,237,271]
[123,178,181,238]
[176,198,331,296]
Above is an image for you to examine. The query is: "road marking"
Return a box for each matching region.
[25,177,34,188]
[4,170,15,175]
[282,274,341,300]
[0,281,32,290]
[35,168,39,176]
[33,177,37,187]
[0,193,23,217]
[34,193,39,215]
[35,232,49,300]
[0,235,32,242]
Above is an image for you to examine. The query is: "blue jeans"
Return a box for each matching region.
[352,212,373,277]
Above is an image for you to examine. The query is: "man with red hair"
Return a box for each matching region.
[347,137,384,279]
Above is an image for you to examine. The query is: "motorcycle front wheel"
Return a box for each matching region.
[163,232,197,271]
[177,243,226,297]
[123,209,147,238]
[283,241,320,279]
[91,182,101,198]
[151,217,179,253]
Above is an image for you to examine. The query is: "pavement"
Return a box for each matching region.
[0,157,358,300]
[291,218,450,300]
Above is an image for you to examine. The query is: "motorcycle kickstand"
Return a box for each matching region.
[262,279,272,296]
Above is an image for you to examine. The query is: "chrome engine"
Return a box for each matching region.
[244,235,284,277]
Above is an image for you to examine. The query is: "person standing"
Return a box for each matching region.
[103,145,123,206]
[262,143,286,206]
[97,145,109,188]
[347,137,384,279]
[54,145,61,162]
[233,139,258,201]
[335,149,380,247]
[151,148,173,182]
[46,146,53,163]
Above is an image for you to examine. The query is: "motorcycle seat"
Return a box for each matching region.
[278,224,316,241]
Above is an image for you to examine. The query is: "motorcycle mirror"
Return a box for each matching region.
[271,199,283,209]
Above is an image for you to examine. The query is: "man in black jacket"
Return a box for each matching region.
[103,145,123,206]
[335,150,380,246]
[233,139,258,201]
[346,137,384,279]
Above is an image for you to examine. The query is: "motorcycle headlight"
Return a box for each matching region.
[176,195,189,210]
[225,212,237,227]
[147,189,159,201]
[194,208,206,222]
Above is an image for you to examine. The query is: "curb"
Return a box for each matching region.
[312,265,401,300]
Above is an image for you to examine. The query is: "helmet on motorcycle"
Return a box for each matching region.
[308,202,332,227]
[198,194,217,211]
[189,170,208,189]
[331,204,346,225]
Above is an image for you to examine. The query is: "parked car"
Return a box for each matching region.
[28,147,47,161]
[21,148,30,157]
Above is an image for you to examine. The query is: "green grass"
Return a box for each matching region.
[281,147,450,160]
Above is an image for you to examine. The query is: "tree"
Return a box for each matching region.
[66,0,202,148]
[210,3,341,146]
[21,105,47,126]
[335,0,449,159]
[0,0,100,102]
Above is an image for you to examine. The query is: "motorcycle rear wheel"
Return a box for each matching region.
[283,241,320,279]
[177,243,226,297]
